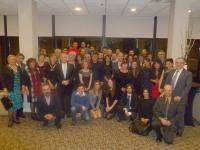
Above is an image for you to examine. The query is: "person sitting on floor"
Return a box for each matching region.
[117,84,138,122]
[71,84,90,125]
[151,84,182,144]
[37,84,62,129]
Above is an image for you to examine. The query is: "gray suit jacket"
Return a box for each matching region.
[165,69,192,104]
[153,97,183,127]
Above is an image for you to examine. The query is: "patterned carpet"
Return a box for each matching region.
[0,116,200,150]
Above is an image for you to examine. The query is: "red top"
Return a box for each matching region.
[67,48,80,54]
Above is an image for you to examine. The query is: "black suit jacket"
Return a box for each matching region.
[119,92,138,113]
[37,93,61,118]
[55,63,74,88]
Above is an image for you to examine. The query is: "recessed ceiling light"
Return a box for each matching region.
[75,7,81,11]
[188,10,191,13]
[131,8,136,12]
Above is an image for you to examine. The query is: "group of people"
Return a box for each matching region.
[0,41,192,144]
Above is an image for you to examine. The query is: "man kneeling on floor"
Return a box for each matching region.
[152,84,182,144]
[37,84,62,129]
[71,84,90,125]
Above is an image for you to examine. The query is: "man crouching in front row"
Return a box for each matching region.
[37,84,62,129]
[71,84,90,125]
[152,84,182,144]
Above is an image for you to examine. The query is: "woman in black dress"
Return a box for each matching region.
[131,59,143,96]
[103,78,118,119]
[138,88,155,124]
[103,55,113,82]
[45,53,58,90]
[114,61,132,100]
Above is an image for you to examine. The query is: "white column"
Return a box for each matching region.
[167,0,190,59]
[18,0,38,59]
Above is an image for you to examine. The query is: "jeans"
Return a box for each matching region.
[71,106,90,122]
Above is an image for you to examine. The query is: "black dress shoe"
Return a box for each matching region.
[176,131,183,137]
[56,122,62,129]
[156,137,162,142]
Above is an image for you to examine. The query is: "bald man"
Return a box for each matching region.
[55,53,74,118]
[152,84,182,144]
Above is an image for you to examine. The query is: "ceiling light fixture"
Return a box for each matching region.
[188,10,191,13]
[75,7,81,11]
[131,8,136,12]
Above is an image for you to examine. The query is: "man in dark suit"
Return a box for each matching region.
[37,84,62,129]
[165,57,192,136]
[152,84,182,144]
[55,52,74,118]
[117,84,138,122]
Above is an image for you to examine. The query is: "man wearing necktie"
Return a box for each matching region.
[55,53,74,118]
[165,57,192,136]
[117,84,138,122]
[152,84,182,144]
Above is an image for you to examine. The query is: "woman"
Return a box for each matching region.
[45,53,58,90]
[150,59,163,99]
[131,60,143,96]
[79,61,93,91]
[114,61,132,100]
[103,78,118,120]
[159,58,174,93]
[26,58,42,120]
[142,58,152,93]
[117,84,138,122]
[128,54,134,70]
[103,55,113,82]
[132,88,155,136]
[1,55,26,127]
[37,54,48,83]
[89,80,103,119]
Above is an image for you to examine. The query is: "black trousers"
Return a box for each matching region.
[152,118,176,144]
[58,85,73,117]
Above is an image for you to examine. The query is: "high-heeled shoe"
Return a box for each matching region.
[8,121,13,128]
[12,120,21,124]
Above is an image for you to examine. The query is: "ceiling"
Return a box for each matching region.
[0,0,200,17]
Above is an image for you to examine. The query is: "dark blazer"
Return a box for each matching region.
[37,93,61,118]
[55,62,74,87]
[1,65,25,91]
[119,92,138,113]
[165,69,192,104]
[153,97,183,126]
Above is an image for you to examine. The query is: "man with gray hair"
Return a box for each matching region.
[165,57,192,136]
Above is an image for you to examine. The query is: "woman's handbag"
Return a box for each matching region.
[1,96,13,111]
[129,119,151,136]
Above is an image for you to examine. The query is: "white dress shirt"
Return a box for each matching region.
[172,68,183,88]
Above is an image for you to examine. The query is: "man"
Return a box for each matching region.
[55,52,74,118]
[152,84,182,144]
[67,41,80,54]
[37,84,62,129]
[112,52,124,73]
[157,50,166,65]
[165,57,192,136]
[71,84,90,125]
[91,52,104,81]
